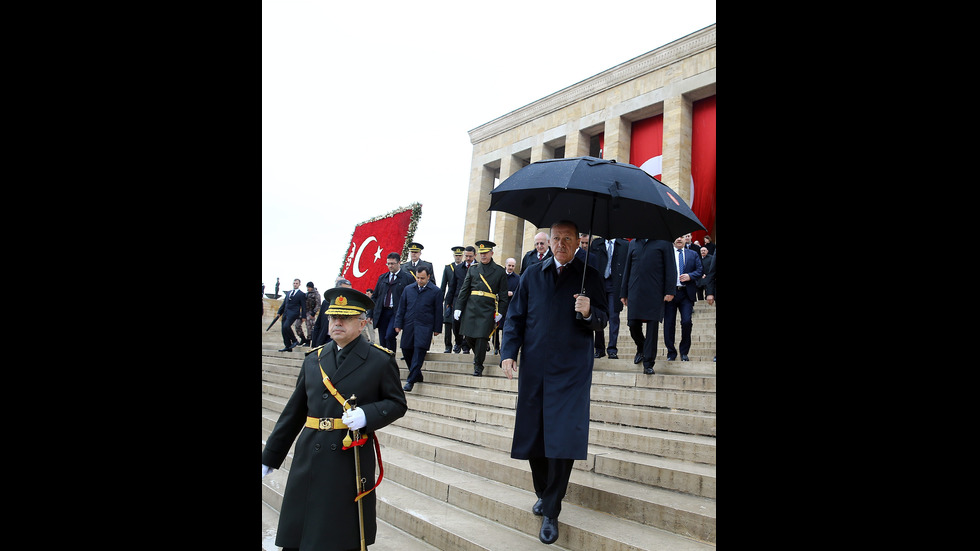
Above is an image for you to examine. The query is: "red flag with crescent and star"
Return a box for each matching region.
[340,206,417,293]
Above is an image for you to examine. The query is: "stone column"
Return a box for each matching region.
[518,143,556,255]
[492,154,526,264]
[661,94,693,203]
[602,116,631,164]
[464,159,495,246]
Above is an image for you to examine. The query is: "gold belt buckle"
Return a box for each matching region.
[318,418,334,431]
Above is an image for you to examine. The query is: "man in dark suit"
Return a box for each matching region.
[393,266,443,391]
[500,220,608,544]
[664,234,704,361]
[400,242,436,288]
[276,278,307,352]
[590,235,630,359]
[441,246,465,353]
[372,253,415,352]
[446,246,476,353]
[620,238,676,374]
[520,231,553,272]
[262,287,407,551]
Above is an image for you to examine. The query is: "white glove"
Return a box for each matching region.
[494,313,502,322]
[342,407,367,430]
[262,465,273,478]
[454,309,461,320]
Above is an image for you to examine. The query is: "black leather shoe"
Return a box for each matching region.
[452,346,460,353]
[443,348,451,353]
[532,498,544,516]
[633,353,643,364]
[666,354,676,361]
[594,350,605,358]
[681,354,690,361]
[643,366,655,375]
[473,367,483,377]
[539,516,559,544]
[462,349,470,354]
[403,382,414,392]
[608,353,618,359]
[278,347,291,352]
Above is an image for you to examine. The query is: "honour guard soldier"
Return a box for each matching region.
[262,287,408,551]
[453,240,510,376]
[441,246,465,353]
[400,242,436,288]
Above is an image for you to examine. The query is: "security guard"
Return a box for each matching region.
[453,240,510,376]
[262,287,407,551]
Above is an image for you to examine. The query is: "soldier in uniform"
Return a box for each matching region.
[400,242,436,288]
[441,246,465,353]
[299,281,321,347]
[453,240,510,376]
[262,287,408,551]
[446,246,475,354]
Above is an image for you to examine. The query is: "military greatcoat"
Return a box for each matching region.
[261,335,407,551]
[453,258,510,339]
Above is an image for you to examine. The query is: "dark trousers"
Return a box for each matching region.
[280,313,299,347]
[628,319,660,368]
[594,277,621,355]
[443,322,454,350]
[375,307,397,351]
[402,346,427,384]
[453,319,469,352]
[528,457,575,519]
[465,336,488,372]
[663,290,695,356]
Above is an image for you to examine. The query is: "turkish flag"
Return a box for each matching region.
[341,207,415,293]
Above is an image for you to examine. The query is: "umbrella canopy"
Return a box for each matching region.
[488,156,705,241]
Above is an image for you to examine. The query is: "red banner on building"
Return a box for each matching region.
[340,204,420,293]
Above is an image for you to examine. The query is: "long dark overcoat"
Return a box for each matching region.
[500,257,608,460]
[393,280,443,350]
[619,238,677,322]
[262,335,407,551]
[454,258,510,339]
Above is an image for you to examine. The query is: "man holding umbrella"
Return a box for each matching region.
[500,220,609,544]
[453,240,509,376]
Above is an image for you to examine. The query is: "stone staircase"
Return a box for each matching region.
[261,298,716,550]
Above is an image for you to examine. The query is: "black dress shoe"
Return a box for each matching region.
[681,354,690,361]
[403,382,414,392]
[443,348,452,353]
[452,346,460,353]
[633,353,643,364]
[278,347,291,352]
[462,349,470,354]
[532,498,544,516]
[539,516,559,544]
[594,351,605,359]
[472,367,483,377]
[608,353,618,359]
[666,354,676,361]
[643,366,655,375]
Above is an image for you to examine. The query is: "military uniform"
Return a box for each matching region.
[454,241,510,376]
[262,288,408,551]
[399,242,436,288]
[441,246,465,352]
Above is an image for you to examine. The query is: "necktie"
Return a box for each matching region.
[677,249,684,286]
[557,264,564,275]
[605,240,613,278]
[290,289,295,300]
[386,273,394,306]
[538,253,543,260]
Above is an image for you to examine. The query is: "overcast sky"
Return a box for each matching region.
[262,0,715,295]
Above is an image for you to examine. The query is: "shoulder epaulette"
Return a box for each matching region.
[372,343,395,355]
[305,344,327,357]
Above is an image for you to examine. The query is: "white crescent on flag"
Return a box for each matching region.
[639,154,695,204]
[352,236,379,278]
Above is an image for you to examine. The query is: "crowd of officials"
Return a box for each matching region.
[262,229,716,549]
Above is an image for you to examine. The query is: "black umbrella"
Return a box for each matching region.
[488,156,706,313]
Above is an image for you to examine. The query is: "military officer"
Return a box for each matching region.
[262,287,408,551]
[441,246,465,353]
[453,240,510,376]
[400,242,436,288]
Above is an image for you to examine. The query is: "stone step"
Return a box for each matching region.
[377,450,714,549]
